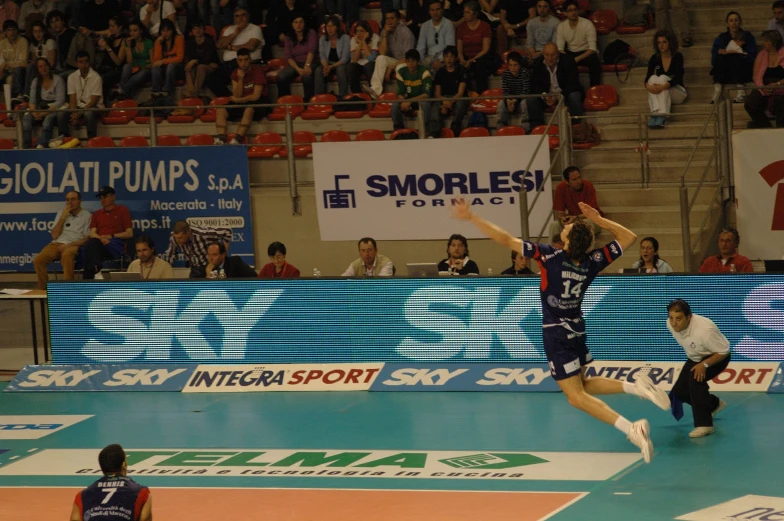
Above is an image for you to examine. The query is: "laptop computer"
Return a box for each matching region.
[407,263,440,277]
[764,260,784,272]
[102,271,143,281]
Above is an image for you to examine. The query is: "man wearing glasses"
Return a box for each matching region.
[217,6,264,71]
[82,186,134,279]
[33,191,92,289]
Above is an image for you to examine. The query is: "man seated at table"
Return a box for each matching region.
[33,190,91,290]
[342,237,395,277]
[126,235,174,279]
[204,242,257,278]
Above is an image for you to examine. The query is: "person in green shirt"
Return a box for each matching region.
[391,49,433,131]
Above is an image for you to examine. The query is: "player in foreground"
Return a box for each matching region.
[70,444,152,521]
[451,199,670,463]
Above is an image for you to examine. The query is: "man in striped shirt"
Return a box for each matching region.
[496,51,531,129]
[160,220,232,278]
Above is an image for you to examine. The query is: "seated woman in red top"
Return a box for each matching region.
[258,241,301,278]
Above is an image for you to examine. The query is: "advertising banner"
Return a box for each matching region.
[181,364,383,392]
[0,415,93,439]
[313,136,552,240]
[732,130,784,260]
[47,275,784,364]
[3,364,197,392]
[0,147,254,271]
[370,363,558,391]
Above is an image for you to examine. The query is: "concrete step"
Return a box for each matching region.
[581,160,717,183]
[687,5,771,27]
[602,204,714,227]
[594,185,720,206]
[577,143,716,163]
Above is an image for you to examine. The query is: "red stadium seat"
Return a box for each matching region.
[278,131,317,157]
[133,115,163,124]
[389,128,418,140]
[320,129,352,142]
[267,95,305,121]
[601,63,630,73]
[102,99,138,124]
[3,102,27,127]
[496,50,512,75]
[264,58,288,83]
[200,96,231,123]
[0,103,7,124]
[301,94,337,120]
[590,10,618,35]
[157,134,182,146]
[204,25,217,39]
[119,135,148,147]
[365,1,381,8]
[459,127,490,138]
[471,89,502,115]
[368,92,398,118]
[355,129,385,141]
[441,128,455,138]
[167,98,205,124]
[531,124,560,148]
[247,132,283,157]
[185,134,215,146]
[87,136,115,148]
[334,93,371,119]
[496,126,526,136]
[584,85,619,111]
[0,138,15,149]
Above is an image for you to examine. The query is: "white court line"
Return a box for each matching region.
[614,492,632,495]
[538,492,589,521]
[0,485,588,494]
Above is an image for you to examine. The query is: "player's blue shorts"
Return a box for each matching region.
[542,323,593,381]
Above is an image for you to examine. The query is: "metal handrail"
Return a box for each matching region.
[678,101,719,188]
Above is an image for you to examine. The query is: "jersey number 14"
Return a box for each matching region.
[560,280,584,299]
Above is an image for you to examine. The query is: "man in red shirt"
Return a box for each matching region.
[550,166,603,247]
[213,48,268,145]
[698,227,753,273]
[82,186,134,279]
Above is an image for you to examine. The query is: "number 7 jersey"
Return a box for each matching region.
[522,240,624,326]
[74,475,150,521]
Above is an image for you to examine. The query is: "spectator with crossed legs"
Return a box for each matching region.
[451,198,671,463]
[213,48,268,145]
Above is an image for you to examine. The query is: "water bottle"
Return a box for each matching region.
[730,264,737,273]
[487,268,493,276]
[207,269,217,279]
[218,268,226,279]
[313,268,321,277]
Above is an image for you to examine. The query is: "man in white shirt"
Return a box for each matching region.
[33,191,92,289]
[666,299,731,438]
[342,237,395,277]
[52,50,103,146]
[767,0,784,43]
[127,235,174,279]
[216,6,263,67]
[140,0,181,36]
[555,0,601,86]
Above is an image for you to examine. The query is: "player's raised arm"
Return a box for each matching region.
[451,198,523,253]
[578,202,637,251]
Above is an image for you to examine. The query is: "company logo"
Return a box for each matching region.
[676,494,784,521]
[0,416,93,439]
[183,364,383,393]
[5,365,197,392]
[759,160,784,230]
[584,363,683,390]
[0,448,640,481]
[323,175,356,209]
[734,283,784,361]
[708,363,779,391]
[371,364,558,392]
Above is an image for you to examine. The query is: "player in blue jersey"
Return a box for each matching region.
[452,199,670,463]
[70,444,152,521]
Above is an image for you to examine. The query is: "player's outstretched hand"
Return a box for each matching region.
[578,202,602,223]
[451,198,473,221]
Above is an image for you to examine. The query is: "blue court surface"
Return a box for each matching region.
[1,385,782,521]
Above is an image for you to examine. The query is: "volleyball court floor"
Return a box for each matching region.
[1,385,782,521]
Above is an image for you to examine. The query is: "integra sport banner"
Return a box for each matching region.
[0,146,254,271]
[313,136,553,240]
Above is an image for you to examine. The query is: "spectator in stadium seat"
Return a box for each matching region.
[160,220,232,278]
[127,235,174,279]
[556,0,600,87]
[0,1,20,31]
[33,190,91,289]
[22,57,65,148]
[655,0,692,48]
[391,49,432,131]
[95,16,127,103]
[213,47,268,144]
[405,0,431,41]
[258,241,301,278]
[496,0,535,55]
[631,236,673,273]
[645,29,685,129]
[315,15,350,97]
[139,0,181,37]
[116,19,153,100]
[205,242,257,278]
[48,10,95,81]
[526,0,558,60]
[744,30,784,129]
[342,237,395,277]
[768,0,784,42]
[182,19,220,98]
[277,15,318,101]
[347,20,379,94]
[78,0,119,38]
[417,0,455,72]
[710,11,756,104]
[527,42,583,128]
[550,166,602,247]
[698,227,753,273]
[496,51,531,130]
[49,50,103,147]
[501,249,534,275]
[263,0,307,54]
[217,6,263,72]
[362,10,415,99]
[438,233,479,275]
[430,45,468,137]
[456,1,493,94]
[150,18,184,98]
[0,20,28,101]
[24,21,56,97]
[81,186,134,280]
[18,0,51,32]
[210,0,246,35]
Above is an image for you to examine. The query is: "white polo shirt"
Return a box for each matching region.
[221,23,264,61]
[140,1,182,36]
[67,68,104,108]
[666,313,730,362]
